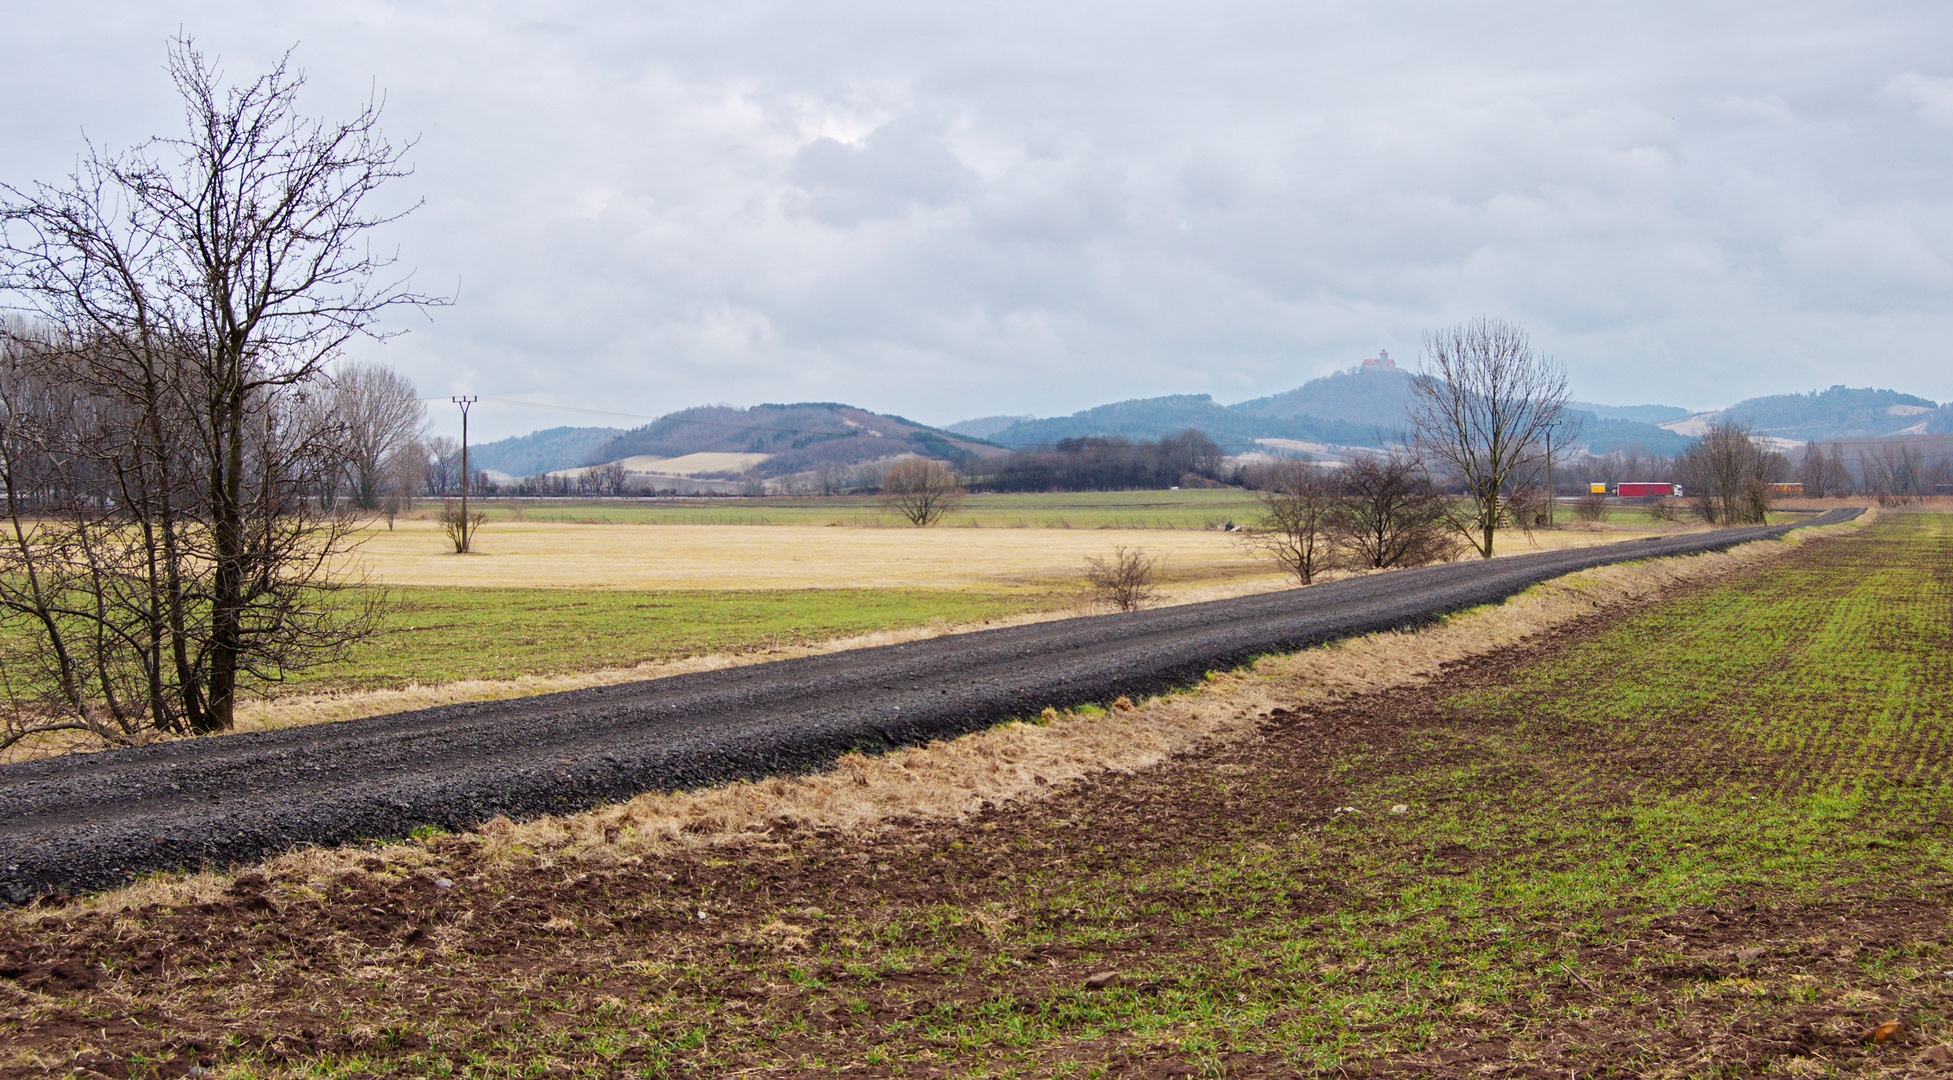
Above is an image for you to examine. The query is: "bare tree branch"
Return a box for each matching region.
[1408,317,1573,559]
[0,37,433,742]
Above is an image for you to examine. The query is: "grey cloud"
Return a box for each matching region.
[5,2,1953,438]
[788,118,976,225]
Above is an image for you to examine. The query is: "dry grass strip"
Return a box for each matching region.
[23,510,1872,922]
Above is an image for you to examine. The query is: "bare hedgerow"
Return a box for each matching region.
[1331,452,1460,568]
[1083,546,1159,611]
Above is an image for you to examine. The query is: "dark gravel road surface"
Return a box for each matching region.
[0,510,1858,902]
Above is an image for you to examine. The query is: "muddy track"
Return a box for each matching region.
[0,511,1858,903]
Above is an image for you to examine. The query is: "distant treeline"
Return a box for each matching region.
[967,429,1228,492]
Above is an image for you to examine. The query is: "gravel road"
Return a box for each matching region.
[0,510,1858,903]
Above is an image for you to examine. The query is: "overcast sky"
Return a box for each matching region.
[6,2,1952,440]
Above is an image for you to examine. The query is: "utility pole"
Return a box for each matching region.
[1545,427,1555,527]
[452,396,478,552]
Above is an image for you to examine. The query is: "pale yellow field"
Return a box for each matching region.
[343,518,1690,593]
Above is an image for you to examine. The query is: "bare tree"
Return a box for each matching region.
[1858,443,1926,504]
[877,459,965,526]
[1674,420,1783,524]
[1824,443,1854,497]
[324,361,427,510]
[588,460,629,496]
[1796,443,1829,498]
[1330,452,1460,568]
[1409,318,1572,558]
[1083,546,1159,611]
[0,38,437,737]
[422,435,461,496]
[1242,458,1339,584]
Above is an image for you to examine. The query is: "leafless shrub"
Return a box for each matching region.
[1241,458,1339,584]
[1573,492,1607,522]
[1858,443,1927,504]
[1083,546,1159,611]
[441,502,487,553]
[878,459,965,526]
[1797,442,1852,498]
[1502,485,1548,535]
[1331,453,1461,568]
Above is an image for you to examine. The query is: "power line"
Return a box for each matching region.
[417,395,662,421]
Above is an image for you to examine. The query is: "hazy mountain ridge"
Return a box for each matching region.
[986,373,1688,456]
[591,403,1003,480]
[1232,365,1415,431]
[468,426,626,478]
[983,395,1376,453]
[1572,402,1692,424]
[472,380,1947,480]
[943,414,1035,439]
[1714,386,1943,441]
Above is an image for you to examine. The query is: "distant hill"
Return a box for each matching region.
[469,426,625,478]
[1715,386,1942,441]
[1572,402,1692,424]
[592,402,1003,480]
[1571,412,1695,455]
[943,414,1035,439]
[1224,365,1687,454]
[1233,363,1415,432]
[986,395,1376,453]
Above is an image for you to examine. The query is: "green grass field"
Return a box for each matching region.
[284,586,1057,692]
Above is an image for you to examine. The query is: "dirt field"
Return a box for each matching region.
[2,511,1941,1077]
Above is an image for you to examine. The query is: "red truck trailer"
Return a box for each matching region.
[1615,482,1679,498]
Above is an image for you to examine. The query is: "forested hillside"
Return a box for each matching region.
[591,403,1001,479]
[469,426,624,477]
[1720,386,1941,440]
[985,395,1374,452]
[1232,364,1414,430]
